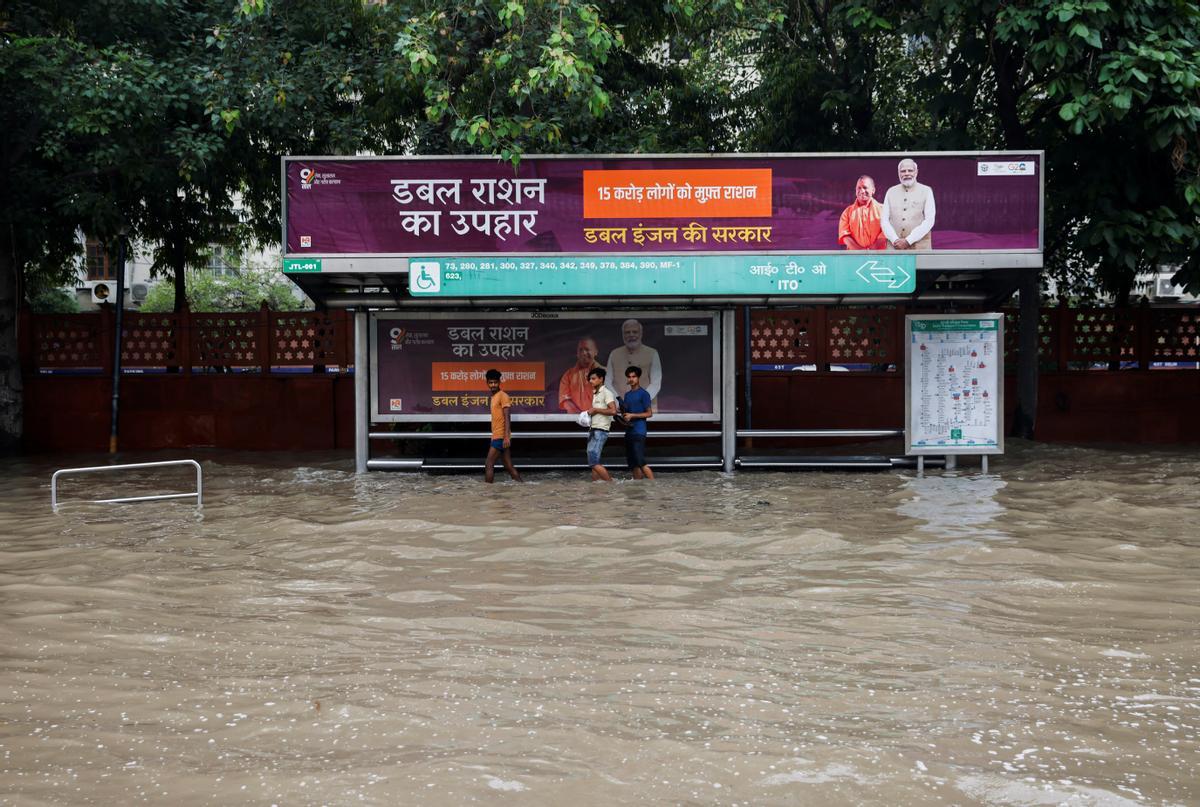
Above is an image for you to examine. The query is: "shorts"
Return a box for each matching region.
[586,428,609,467]
[625,433,647,468]
[489,438,506,451]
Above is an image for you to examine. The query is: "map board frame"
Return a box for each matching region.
[904,313,1005,456]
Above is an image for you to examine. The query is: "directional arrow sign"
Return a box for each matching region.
[409,254,916,297]
[855,259,912,289]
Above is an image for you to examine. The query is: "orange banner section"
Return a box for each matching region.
[583,168,772,219]
[432,362,544,391]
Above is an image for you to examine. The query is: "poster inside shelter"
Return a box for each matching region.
[906,316,1003,454]
[286,154,1041,256]
[373,312,719,421]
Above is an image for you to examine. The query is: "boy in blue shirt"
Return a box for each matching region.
[621,366,654,480]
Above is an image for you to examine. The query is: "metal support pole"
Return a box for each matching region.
[108,234,127,454]
[981,455,989,474]
[742,305,753,431]
[354,309,369,474]
[721,309,736,472]
[917,456,925,477]
[1014,265,1040,439]
[944,455,957,471]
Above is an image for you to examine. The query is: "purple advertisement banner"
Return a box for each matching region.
[372,312,719,421]
[286,153,1041,255]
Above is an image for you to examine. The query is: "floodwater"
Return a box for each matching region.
[1,442,1197,806]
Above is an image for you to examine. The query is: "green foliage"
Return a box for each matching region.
[207,0,397,242]
[913,0,1200,299]
[0,37,100,294]
[1,0,388,318]
[388,1,623,163]
[4,0,1199,301]
[139,266,310,313]
[744,0,925,151]
[26,287,81,314]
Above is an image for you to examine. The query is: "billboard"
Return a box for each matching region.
[284,153,1042,257]
[371,311,720,422]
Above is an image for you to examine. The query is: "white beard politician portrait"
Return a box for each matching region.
[605,318,663,408]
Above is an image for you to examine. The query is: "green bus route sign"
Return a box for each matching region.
[404,254,915,297]
[283,258,322,273]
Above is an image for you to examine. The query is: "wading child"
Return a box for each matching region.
[585,368,617,482]
[484,368,522,483]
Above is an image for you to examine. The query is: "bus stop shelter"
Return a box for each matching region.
[281,152,1044,473]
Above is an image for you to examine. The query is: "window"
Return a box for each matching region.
[85,239,114,280]
[207,246,239,277]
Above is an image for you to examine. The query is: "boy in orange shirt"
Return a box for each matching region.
[485,368,522,483]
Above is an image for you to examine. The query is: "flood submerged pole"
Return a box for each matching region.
[722,309,736,472]
[354,309,369,473]
[1013,266,1040,439]
[108,234,127,454]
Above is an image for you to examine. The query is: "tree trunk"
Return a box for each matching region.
[173,260,187,312]
[1108,273,1135,371]
[0,247,23,453]
[990,38,1029,150]
[168,200,189,313]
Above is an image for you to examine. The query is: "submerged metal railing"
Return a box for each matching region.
[51,459,203,511]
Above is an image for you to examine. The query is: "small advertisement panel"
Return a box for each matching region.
[905,314,1004,455]
[285,153,1042,257]
[372,311,720,422]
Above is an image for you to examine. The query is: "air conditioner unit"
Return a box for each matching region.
[1156,276,1181,299]
[130,282,150,303]
[90,281,114,303]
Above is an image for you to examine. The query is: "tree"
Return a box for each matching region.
[0,0,391,449]
[26,288,81,315]
[200,0,400,257]
[911,0,1200,300]
[1,6,234,448]
[139,260,310,313]
[0,35,116,451]
[383,1,622,161]
[380,1,805,157]
[744,0,929,152]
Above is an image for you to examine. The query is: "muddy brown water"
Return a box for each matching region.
[1,442,1197,805]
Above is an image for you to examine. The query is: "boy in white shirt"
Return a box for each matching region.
[585,368,617,482]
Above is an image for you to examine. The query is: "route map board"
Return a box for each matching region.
[905,314,1004,455]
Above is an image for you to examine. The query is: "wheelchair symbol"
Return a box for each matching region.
[410,262,440,293]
